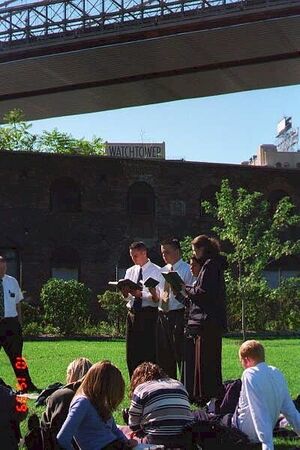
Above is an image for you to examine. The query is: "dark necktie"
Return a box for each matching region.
[0,278,4,319]
[161,266,173,312]
[133,267,143,311]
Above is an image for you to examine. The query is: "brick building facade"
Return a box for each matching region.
[1,151,299,311]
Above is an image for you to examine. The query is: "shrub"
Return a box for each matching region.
[268,278,300,331]
[40,279,91,334]
[22,321,44,336]
[180,236,193,262]
[98,290,127,335]
[226,274,272,332]
[76,319,101,336]
[21,301,41,327]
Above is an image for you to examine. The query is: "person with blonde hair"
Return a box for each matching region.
[232,340,300,450]
[66,357,93,384]
[41,357,93,449]
[57,361,137,450]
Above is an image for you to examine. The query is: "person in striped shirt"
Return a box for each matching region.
[128,362,193,447]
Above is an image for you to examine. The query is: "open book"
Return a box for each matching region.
[108,279,142,291]
[161,271,184,292]
[143,277,160,289]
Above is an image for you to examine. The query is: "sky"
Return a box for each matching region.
[28,84,300,165]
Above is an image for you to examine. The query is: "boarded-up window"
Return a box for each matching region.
[50,177,81,212]
[51,246,80,281]
[128,182,155,238]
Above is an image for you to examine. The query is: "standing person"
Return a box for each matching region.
[157,238,194,379]
[57,361,137,450]
[232,340,300,450]
[0,255,38,392]
[128,362,193,447]
[122,241,162,378]
[183,235,227,405]
[182,256,202,398]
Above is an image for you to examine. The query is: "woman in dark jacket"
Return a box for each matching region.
[182,235,227,406]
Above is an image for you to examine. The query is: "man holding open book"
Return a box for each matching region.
[158,239,194,379]
[120,241,162,378]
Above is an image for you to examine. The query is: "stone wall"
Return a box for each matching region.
[1,151,299,314]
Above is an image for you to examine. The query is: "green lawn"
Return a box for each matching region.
[1,338,299,449]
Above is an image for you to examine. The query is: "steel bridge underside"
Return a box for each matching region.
[1,0,300,120]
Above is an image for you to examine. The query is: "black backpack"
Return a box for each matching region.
[183,417,251,450]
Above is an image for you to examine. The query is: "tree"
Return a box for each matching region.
[180,236,193,261]
[38,129,104,155]
[0,109,36,152]
[202,179,300,339]
[0,108,105,155]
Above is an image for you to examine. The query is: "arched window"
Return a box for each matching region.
[199,185,219,216]
[50,177,81,212]
[275,162,282,168]
[51,246,80,281]
[128,182,155,237]
[128,182,155,215]
[268,189,289,213]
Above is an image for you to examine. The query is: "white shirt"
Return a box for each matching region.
[159,259,194,311]
[234,362,300,450]
[1,274,23,317]
[125,259,162,309]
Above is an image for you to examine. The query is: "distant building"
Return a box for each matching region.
[245,144,300,169]
[1,151,299,314]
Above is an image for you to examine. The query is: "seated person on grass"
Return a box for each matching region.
[232,340,300,450]
[40,357,92,447]
[57,361,137,450]
[128,362,193,447]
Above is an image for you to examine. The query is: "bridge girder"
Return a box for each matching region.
[0,0,300,120]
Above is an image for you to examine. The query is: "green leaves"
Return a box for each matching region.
[0,108,36,152]
[38,129,105,155]
[184,179,300,333]
[98,290,127,335]
[0,108,105,155]
[40,279,91,334]
[180,236,193,261]
[208,179,300,279]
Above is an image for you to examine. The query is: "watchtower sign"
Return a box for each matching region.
[105,142,165,160]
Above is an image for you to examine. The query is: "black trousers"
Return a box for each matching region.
[156,309,184,379]
[182,321,223,404]
[126,307,158,378]
[0,317,33,386]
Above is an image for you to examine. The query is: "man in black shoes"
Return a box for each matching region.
[0,255,39,393]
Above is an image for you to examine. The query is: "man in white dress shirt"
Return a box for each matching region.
[0,255,38,392]
[157,239,194,379]
[233,340,300,450]
[122,242,162,378]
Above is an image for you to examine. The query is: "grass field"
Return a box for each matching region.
[1,337,299,449]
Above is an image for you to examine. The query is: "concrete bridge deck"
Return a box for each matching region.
[0,0,300,120]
